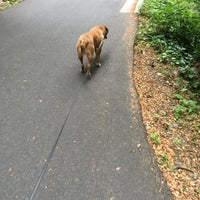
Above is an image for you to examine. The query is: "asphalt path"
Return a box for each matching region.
[0,0,172,199]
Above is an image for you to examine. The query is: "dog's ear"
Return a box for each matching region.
[104,26,109,39]
[105,26,109,33]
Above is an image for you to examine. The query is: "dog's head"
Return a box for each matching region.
[101,25,109,39]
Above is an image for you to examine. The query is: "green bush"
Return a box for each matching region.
[140,0,200,51]
[139,0,200,96]
[173,94,200,119]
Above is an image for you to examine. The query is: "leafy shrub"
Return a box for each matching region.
[140,0,200,51]
[173,94,200,119]
[139,0,200,96]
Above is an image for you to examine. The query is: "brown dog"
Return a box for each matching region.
[76,25,109,78]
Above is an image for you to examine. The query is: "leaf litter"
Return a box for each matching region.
[133,42,200,200]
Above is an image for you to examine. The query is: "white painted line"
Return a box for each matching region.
[135,0,144,13]
[119,0,135,13]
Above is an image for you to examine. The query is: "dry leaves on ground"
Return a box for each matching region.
[133,43,200,200]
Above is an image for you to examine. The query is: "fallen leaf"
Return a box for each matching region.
[116,167,121,171]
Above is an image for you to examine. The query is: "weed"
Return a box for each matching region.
[172,138,182,146]
[153,113,160,122]
[157,154,171,168]
[150,132,160,145]
[173,94,200,119]
[195,188,200,195]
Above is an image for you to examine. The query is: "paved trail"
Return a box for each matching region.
[0,0,172,199]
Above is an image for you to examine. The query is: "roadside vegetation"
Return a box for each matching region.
[0,0,22,10]
[134,0,200,199]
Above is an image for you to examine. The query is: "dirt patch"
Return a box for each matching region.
[133,41,200,199]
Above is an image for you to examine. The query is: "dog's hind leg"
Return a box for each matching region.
[95,48,102,67]
[78,54,85,73]
[86,54,93,78]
